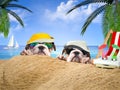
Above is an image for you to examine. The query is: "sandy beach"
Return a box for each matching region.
[0,55,120,90]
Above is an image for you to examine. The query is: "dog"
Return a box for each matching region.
[58,41,91,64]
[20,42,56,56]
[20,33,56,56]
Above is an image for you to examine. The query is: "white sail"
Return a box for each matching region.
[8,35,14,47]
[14,41,19,48]
[4,35,19,49]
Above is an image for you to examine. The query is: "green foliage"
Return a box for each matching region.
[7,4,32,12]
[103,5,112,37]
[103,3,120,46]
[81,4,107,35]
[67,0,115,36]
[7,9,24,27]
[67,0,113,14]
[0,0,32,37]
[0,9,9,37]
[67,0,120,46]
[0,0,18,6]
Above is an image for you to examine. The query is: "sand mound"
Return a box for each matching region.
[0,55,120,90]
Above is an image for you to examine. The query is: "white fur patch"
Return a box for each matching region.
[67,49,83,62]
[32,44,50,56]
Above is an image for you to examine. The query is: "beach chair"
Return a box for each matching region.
[93,30,120,68]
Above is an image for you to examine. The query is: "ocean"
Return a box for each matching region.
[0,45,99,60]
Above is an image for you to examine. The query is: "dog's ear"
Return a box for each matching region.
[87,53,91,58]
[62,49,66,55]
[81,49,91,59]
[52,42,56,51]
[50,37,56,51]
[84,52,91,59]
[25,44,30,50]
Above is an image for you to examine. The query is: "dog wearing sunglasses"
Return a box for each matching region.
[20,42,56,56]
[58,41,91,64]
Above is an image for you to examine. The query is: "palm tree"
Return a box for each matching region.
[67,0,120,46]
[102,2,120,45]
[0,0,32,37]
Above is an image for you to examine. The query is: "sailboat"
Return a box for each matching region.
[4,35,19,49]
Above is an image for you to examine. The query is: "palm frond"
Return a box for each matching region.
[7,4,32,12]
[102,15,109,38]
[102,5,112,38]
[8,0,18,2]
[10,0,18,1]
[0,9,9,37]
[0,0,18,7]
[3,14,9,37]
[0,0,31,37]
[6,9,24,27]
[103,11,112,47]
[67,0,112,14]
[106,0,114,4]
[0,0,9,5]
[81,4,108,35]
[102,3,120,46]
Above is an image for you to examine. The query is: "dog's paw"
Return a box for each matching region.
[20,50,33,55]
[81,57,90,64]
[57,55,66,61]
[20,50,28,55]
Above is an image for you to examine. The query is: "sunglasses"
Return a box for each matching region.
[65,48,75,55]
[29,42,53,49]
[63,46,87,55]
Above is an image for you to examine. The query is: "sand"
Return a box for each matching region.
[0,55,120,90]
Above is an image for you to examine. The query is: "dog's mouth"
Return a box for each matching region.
[38,50,47,55]
[71,56,81,63]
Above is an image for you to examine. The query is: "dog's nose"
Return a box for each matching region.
[74,51,79,56]
[38,46,45,50]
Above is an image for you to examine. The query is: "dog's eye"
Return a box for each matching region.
[65,48,74,54]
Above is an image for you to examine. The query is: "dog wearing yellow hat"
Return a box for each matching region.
[58,41,91,64]
[20,33,56,56]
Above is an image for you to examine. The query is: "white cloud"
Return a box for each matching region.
[45,0,78,22]
[45,0,104,23]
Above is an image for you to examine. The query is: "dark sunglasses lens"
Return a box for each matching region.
[66,48,74,54]
[30,42,39,47]
[45,43,53,48]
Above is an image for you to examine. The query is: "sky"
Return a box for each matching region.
[0,0,105,46]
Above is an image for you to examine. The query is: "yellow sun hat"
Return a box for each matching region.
[27,33,54,44]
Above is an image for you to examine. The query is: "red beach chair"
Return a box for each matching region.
[93,30,120,68]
